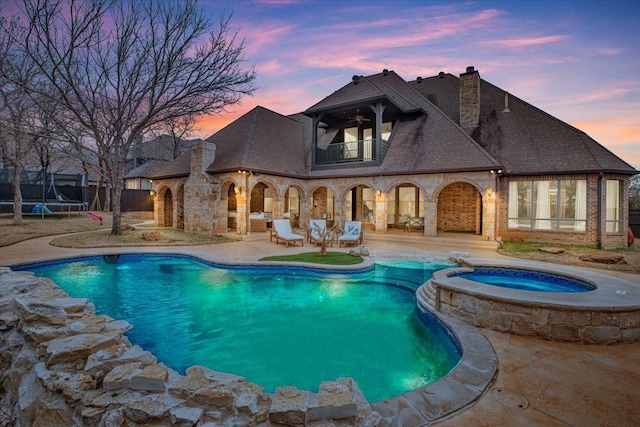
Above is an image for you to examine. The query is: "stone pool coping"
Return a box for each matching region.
[4,252,499,426]
[423,258,640,344]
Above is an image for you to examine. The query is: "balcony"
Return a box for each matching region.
[315,139,378,165]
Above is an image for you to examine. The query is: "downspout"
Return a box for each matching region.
[597,172,604,249]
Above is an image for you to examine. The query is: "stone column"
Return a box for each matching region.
[483,189,496,241]
[375,191,387,233]
[236,188,247,235]
[424,200,437,236]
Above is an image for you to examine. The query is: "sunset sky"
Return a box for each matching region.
[194,0,640,170]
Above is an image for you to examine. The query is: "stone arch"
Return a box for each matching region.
[381,178,428,197]
[248,176,281,201]
[383,180,427,230]
[248,179,279,214]
[432,176,484,200]
[337,181,377,227]
[436,179,483,234]
[220,179,236,202]
[282,183,305,223]
[285,183,306,203]
[160,187,173,227]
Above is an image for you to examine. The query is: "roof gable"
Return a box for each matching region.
[305,70,423,115]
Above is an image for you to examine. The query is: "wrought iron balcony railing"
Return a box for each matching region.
[315,139,377,165]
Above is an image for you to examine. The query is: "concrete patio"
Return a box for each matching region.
[1,230,639,426]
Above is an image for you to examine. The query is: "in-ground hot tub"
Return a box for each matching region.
[417,259,640,344]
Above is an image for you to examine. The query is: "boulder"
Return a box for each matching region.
[142,231,163,241]
[539,247,565,254]
[578,254,626,264]
[349,245,369,257]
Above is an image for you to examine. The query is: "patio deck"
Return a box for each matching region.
[1,231,638,426]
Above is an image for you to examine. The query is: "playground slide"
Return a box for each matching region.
[88,211,104,225]
[32,205,53,214]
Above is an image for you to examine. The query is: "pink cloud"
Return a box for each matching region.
[488,35,569,48]
[257,59,284,75]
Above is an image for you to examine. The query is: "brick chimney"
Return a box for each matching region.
[190,141,216,174]
[460,66,480,128]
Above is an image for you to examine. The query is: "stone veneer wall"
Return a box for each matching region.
[153,166,499,241]
[420,281,640,345]
[0,268,382,426]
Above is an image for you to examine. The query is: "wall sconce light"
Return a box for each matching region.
[376,189,382,197]
[149,189,156,197]
[234,186,242,194]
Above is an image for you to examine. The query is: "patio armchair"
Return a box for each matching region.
[271,219,304,247]
[405,216,425,232]
[337,221,363,247]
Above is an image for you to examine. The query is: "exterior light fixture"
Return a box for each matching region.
[376,190,382,197]
[150,189,156,197]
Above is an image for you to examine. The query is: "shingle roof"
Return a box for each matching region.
[411,73,637,175]
[205,106,310,177]
[124,160,170,179]
[154,68,635,181]
[305,70,423,114]
[150,152,191,179]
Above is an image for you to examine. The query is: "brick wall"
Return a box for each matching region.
[497,174,629,248]
[437,182,478,232]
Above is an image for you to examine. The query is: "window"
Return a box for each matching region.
[606,180,620,232]
[508,179,587,231]
[381,122,392,141]
[344,127,358,159]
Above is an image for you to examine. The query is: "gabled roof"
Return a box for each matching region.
[411,73,637,175]
[304,70,424,115]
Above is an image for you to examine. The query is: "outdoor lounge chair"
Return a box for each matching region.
[309,219,333,247]
[338,221,363,247]
[271,219,304,247]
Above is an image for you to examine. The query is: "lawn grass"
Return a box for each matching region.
[259,251,363,265]
[499,240,640,274]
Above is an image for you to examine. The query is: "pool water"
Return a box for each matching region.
[453,267,596,292]
[17,255,460,402]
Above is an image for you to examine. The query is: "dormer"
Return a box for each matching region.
[304,70,425,170]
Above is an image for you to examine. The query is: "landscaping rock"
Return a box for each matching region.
[578,254,626,264]
[349,245,369,256]
[539,247,565,254]
[142,230,163,241]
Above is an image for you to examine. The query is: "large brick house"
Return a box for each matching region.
[151,67,637,248]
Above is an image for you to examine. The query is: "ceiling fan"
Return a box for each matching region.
[348,114,371,125]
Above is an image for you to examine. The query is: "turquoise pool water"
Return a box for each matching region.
[453,267,596,292]
[16,255,460,402]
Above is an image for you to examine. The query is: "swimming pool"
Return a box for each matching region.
[16,254,460,402]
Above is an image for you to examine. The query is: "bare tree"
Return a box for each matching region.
[630,174,640,210]
[0,14,43,225]
[13,0,255,234]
